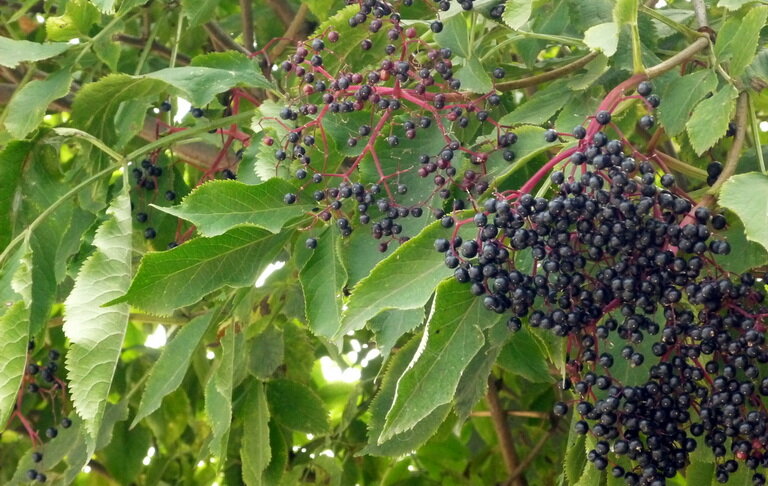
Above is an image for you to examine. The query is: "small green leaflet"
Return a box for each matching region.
[248,324,284,380]
[497,327,554,383]
[362,336,451,457]
[498,79,573,126]
[156,179,309,236]
[380,279,505,441]
[0,141,29,250]
[659,70,717,137]
[0,302,29,430]
[0,38,70,68]
[181,0,220,26]
[88,0,116,13]
[241,382,271,486]
[564,412,586,484]
[63,189,132,441]
[719,172,768,253]
[685,84,738,155]
[336,217,461,341]
[369,308,425,359]
[583,22,619,57]
[131,313,214,427]
[4,69,72,139]
[434,14,471,58]
[266,379,329,434]
[714,6,768,77]
[502,0,532,30]
[715,212,768,273]
[300,228,348,340]
[718,0,756,9]
[205,326,236,462]
[110,226,289,315]
[457,57,493,93]
[613,0,638,25]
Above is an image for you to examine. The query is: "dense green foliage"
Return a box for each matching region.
[1,0,768,485]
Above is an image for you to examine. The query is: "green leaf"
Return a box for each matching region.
[454,318,510,421]
[583,22,619,57]
[0,38,70,68]
[112,226,289,315]
[482,125,553,183]
[146,65,262,107]
[685,84,738,155]
[715,212,768,273]
[89,0,116,13]
[502,0,532,30]
[380,279,505,441]
[456,57,494,93]
[181,0,219,26]
[156,179,308,236]
[191,51,272,90]
[71,74,167,146]
[337,218,458,340]
[686,461,714,486]
[362,336,452,457]
[45,0,99,41]
[497,327,554,383]
[205,325,237,461]
[101,419,152,484]
[248,324,284,380]
[719,172,768,253]
[658,70,717,137]
[369,308,425,359]
[266,379,329,434]
[613,0,638,25]
[498,79,573,125]
[300,228,348,339]
[715,6,768,77]
[0,301,29,430]
[434,14,471,58]
[718,0,756,9]
[0,141,29,249]
[131,313,214,427]
[564,412,587,484]
[241,382,271,486]
[63,189,132,440]
[4,69,71,140]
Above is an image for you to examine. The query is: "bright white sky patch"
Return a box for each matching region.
[255,261,286,287]
[144,325,167,349]
[174,97,192,123]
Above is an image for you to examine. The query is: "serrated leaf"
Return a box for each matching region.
[502,0,532,30]
[156,179,309,236]
[454,319,510,421]
[336,218,459,340]
[362,336,451,457]
[658,70,717,137]
[715,211,768,273]
[89,0,116,13]
[685,84,738,155]
[0,302,29,430]
[241,382,271,486]
[181,0,219,26]
[715,6,768,77]
[564,412,587,484]
[583,22,619,57]
[266,379,329,434]
[205,326,236,461]
[46,0,99,41]
[380,279,505,441]
[146,65,264,107]
[497,327,553,383]
[456,57,494,93]
[0,141,29,249]
[4,69,71,140]
[131,313,213,427]
[300,228,348,339]
[0,38,70,68]
[719,172,768,253]
[63,189,132,440]
[718,0,756,9]
[498,79,573,125]
[434,14,471,58]
[71,74,166,146]
[263,420,287,484]
[190,51,272,92]
[369,308,425,359]
[111,226,289,315]
[248,324,284,380]
[613,0,638,25]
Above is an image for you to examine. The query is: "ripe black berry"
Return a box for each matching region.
[144,227,156,239]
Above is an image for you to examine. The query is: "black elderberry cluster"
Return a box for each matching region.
[18,342,73,483]
[434,86,768,484]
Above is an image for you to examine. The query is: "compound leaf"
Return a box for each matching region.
[719,172,768,253]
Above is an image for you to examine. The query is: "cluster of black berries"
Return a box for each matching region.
[20,342,73,483]
[131,158,175,241]
[434,83,768,484]
[278,1,517,250]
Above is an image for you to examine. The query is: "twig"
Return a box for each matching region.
[486,377,527,486]
[692,0,709,29]
[470,410,550,419]
[240,0,255,51]
[272,3,310,59]
[708,92,749,194]
[265,0,295,27]
[496,52,599,92]
[507,424,559,484]
[646,37,709,78]
[114,34,191,65]
[204,21,252,55]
